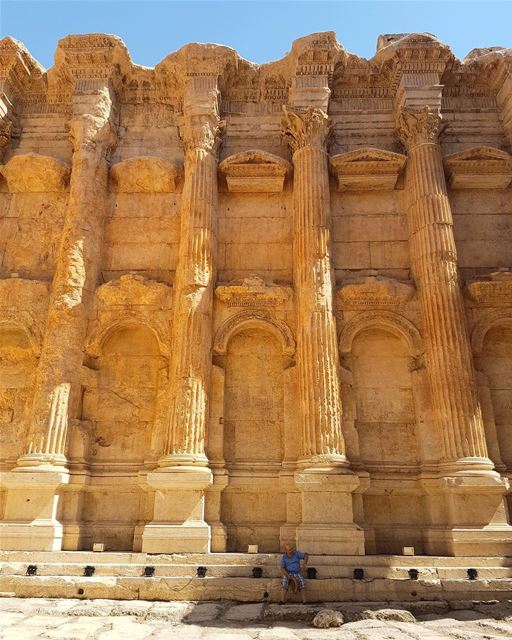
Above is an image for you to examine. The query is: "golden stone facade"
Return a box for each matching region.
[0,32,511,557]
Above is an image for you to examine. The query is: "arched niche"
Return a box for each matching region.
[474,317,512,470]
[0,322,38,463]
[214,310,295,357]
[217,314,291,553]
[340,312,426,554]
[80,321,165,551]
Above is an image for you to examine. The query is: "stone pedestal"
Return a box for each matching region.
[422,472,511,556]
[295,471,365,554]
[0,469,69,551]
[141,467,213,553]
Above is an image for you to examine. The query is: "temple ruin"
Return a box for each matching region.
[0,31,511,558]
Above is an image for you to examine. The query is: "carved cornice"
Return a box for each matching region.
[396,105,444,150]
[1,153,70,192]
[95,275,172,308]
[337,275,416,311]
[0,36,44,99]
[444,147,512,189]
[219,150,291,192]
[330,148,406,191]
[466,270,512,307]
[215,276,292,308]
[282,106,330,153]
[111,156,181,193]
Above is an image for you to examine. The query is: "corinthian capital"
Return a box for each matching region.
[181,113,224,157]
[282,107,330,153]
[397,106,445,151]
[68,114,117,158]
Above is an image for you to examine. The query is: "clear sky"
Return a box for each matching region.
[1,0,511,70]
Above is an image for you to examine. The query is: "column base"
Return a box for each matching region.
[294,469,365,555]
[421,470,512,556]
[0,469,69,551]
[141,466,212,554]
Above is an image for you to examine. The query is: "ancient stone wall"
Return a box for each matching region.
[0,32,511,556]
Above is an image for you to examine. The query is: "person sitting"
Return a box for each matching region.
[279,543,308,604]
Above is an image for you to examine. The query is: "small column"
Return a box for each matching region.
[282,107,364,554]
[142,77,221,553]
[0,37,120,551]
[398,106,511,555]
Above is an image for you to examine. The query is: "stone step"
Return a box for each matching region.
[1,561,511,580]
[1,573,511,603]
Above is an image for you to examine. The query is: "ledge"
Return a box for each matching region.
[218,150,291,193]
[444,147,512,189]
[110,156,181,193]
[1,153,70,193]
[466,270,512,306]
[330,148,406,191]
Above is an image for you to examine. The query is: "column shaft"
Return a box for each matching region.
[400,107,489,466]
[162,119,219,465]
[20,116,113,468]
[283,107,346,466]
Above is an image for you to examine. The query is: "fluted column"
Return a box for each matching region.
[282,107,364,555]
[160,113,221,467]
[18,104,115,470]
[398,106,490,470]
[282,107,346,468]
[399,106,511,555]
[141,110,220,553]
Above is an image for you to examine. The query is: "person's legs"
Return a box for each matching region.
[280,575,290,603]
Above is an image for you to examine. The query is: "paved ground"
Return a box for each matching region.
[1,597,512,639]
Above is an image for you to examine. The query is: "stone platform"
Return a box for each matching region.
[1,552,511,602]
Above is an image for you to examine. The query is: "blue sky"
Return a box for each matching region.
[1,1,511,69]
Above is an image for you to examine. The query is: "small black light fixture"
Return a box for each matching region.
[467,568,478,580]
[353,568,364,580]
[306,567,317,580]
[84,565,95,577]
[196,566,207,578]
[143,566,155,577]
[26,565,37,576]
[408,568,419,580]
[252,567,263,578]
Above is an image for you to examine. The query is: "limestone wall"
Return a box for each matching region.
[0,32,511,556]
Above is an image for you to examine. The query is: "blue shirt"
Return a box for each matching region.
[280,550,306,573]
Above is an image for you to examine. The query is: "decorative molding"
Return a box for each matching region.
[1,153,70,192]
[282,106,330,153]
[471,308,512,355]
[110,156,181,193]
[337,275,416,311]
[218,150,291,192]
[213,309,295,356]
[466,270,512,307]
[0,278,49,355]
[444,147,512,189]
[396,106,444,150]
[339,309,423,356]
[215,276,292,307]
[85,316,171,358]
[330,148,406,191]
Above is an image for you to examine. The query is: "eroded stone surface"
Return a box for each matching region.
[0,32,511,560]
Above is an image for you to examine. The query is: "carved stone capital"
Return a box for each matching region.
[181,113,224,157]
[282,106,330,153]
[68,114,117,157]
[396,105,444,150]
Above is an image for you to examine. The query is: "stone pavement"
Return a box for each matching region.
[1,597,512,639]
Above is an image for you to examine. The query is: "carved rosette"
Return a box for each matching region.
[282,106,330,153]
[397,106,444,151]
